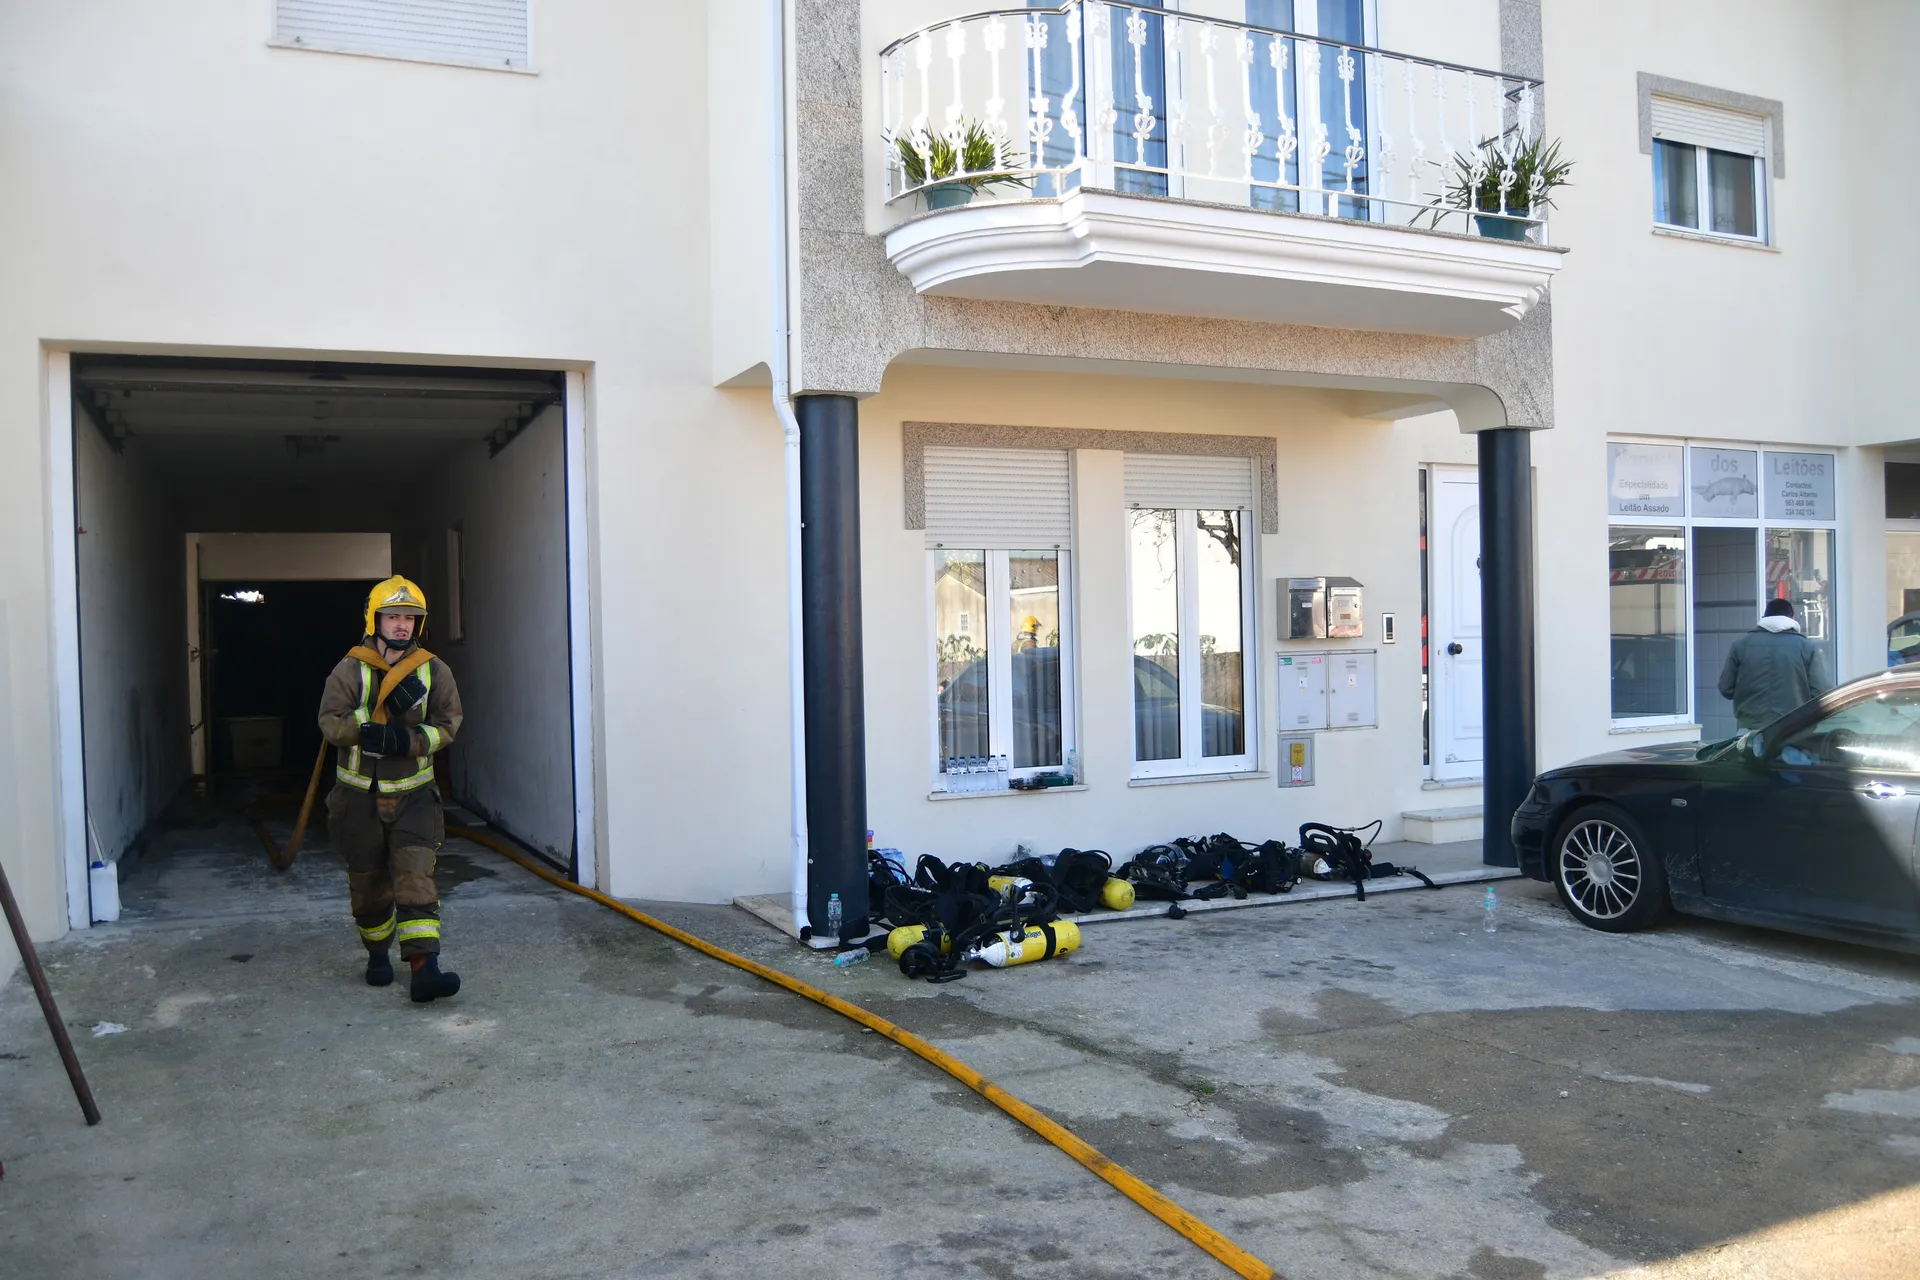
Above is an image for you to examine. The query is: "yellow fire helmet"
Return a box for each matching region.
[363,574,428,637]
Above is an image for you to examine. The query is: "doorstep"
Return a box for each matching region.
[733,839,1519,946]
[1401,804,1483,844]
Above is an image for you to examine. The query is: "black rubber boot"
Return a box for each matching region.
[365,950,395,987]
[409,954,461,1004]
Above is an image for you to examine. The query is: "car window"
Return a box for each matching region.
[1776,688,1920,772]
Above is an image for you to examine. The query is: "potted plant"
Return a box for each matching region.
[890,118,1029,210]
[1427,134,1572,241]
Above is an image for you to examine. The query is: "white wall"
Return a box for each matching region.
[0,0,794,944]
[1532,0,1910,770]
[406,408,576,863]
[859,364,1478,864]
[74,417,190,873]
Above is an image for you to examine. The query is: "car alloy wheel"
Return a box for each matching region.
[1559,817,1643,920]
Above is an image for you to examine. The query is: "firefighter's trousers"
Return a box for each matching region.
[326,783,444,958]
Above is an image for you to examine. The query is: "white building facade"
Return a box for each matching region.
[0,0,1912,964]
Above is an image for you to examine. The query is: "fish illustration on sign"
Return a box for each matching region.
[1692,475,1757,502]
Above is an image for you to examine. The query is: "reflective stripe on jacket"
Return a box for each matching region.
[317,646,463,795]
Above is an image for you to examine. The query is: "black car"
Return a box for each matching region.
[1513,669,1920,953]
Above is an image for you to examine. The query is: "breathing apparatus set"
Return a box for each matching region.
[867,850,1129,982]
[859,816,1435,983]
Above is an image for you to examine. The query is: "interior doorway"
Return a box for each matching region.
[55,353,596,929]
[1428,465,1483,781]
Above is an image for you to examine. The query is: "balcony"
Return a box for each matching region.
[878,3,1565,339]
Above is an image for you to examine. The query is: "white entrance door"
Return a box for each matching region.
[1430,466,1483,780]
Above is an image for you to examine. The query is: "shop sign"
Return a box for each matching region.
[1689,447,1759,518]
[1763,451,1835,522]
[1608,442,1684,517]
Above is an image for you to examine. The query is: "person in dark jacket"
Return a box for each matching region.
[1717,598,1834,729]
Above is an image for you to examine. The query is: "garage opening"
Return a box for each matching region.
[66,355,588,925]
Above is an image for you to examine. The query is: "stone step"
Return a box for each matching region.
[1402,804,1483,844]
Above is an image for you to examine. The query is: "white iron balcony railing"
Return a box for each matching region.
[881,3,1549,239]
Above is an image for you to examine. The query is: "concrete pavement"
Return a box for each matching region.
[3,806,1918,1278]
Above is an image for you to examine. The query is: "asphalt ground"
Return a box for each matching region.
[3,805,1917,1278]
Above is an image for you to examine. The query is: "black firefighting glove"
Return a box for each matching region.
[358,721,415,759]
[385,671,429,718]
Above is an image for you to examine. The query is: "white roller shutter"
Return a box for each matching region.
[1650,95,1767,158]
[924,446,1072,549]
[275,1,531,69]
[1125,453,1255,511]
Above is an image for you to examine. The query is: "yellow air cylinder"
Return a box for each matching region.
[1099,877,1137,911]
[973,921,1081,968]
[987,875,1033,898]
[885,924,951,961]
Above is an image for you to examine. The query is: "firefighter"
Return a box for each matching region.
[317,576,464,1002]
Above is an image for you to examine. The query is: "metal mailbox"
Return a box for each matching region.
[1281,577,1364,640]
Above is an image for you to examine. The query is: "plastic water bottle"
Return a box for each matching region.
[826,892,843,940]
[971,756,985,792]
[945,756,959,792]
[994,754,1010,790]
[831,947,870,968]
[1065,747,1080,784]
[1483,886,1498,934]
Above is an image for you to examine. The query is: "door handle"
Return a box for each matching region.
[1446,642,1464,656]
[1859,781,1909,800]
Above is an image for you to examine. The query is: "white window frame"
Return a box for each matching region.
[925,548,1078,790]
[1607,436,1840,730]
[1127,506,1260,779]
[1652,140,1769,246]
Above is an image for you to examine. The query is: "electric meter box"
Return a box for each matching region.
[1281,577,1364,640]
[1326,650,1378,728]
[1276,653,1328,731]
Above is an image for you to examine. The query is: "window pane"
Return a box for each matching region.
[1766,528,1836,679]
[1130,509,1181,760]
[1610,527,1689,717]
[1779,689,1920,772]
[934,551,989,771]
[1692,527,1758,742]
[1653,140,1698,228]
[1887,531,1920,667]
[1196,510,1246,756]
[1008,552,1063,769]
[1888,463,1920,521]
[1110,1,1169,196]
[1707,149,1758,236]
[1246,0,1299,212]
[1315,0,1369,217]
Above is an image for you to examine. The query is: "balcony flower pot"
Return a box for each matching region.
[1426,134,1572,240]
[923,183,975,211]
[888,118,1029,211]
[1473,209,1533,241]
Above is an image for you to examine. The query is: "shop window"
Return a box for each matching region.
[925,446,1075,789]
[1609,528,1689,719]
[1609,439,1839,725]
[1886,462,1920,521]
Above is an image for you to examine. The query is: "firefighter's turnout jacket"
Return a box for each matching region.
[318,641,463,956]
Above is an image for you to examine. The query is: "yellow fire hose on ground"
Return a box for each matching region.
[248,759,1277,1277]
[446,824,1278,1280]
